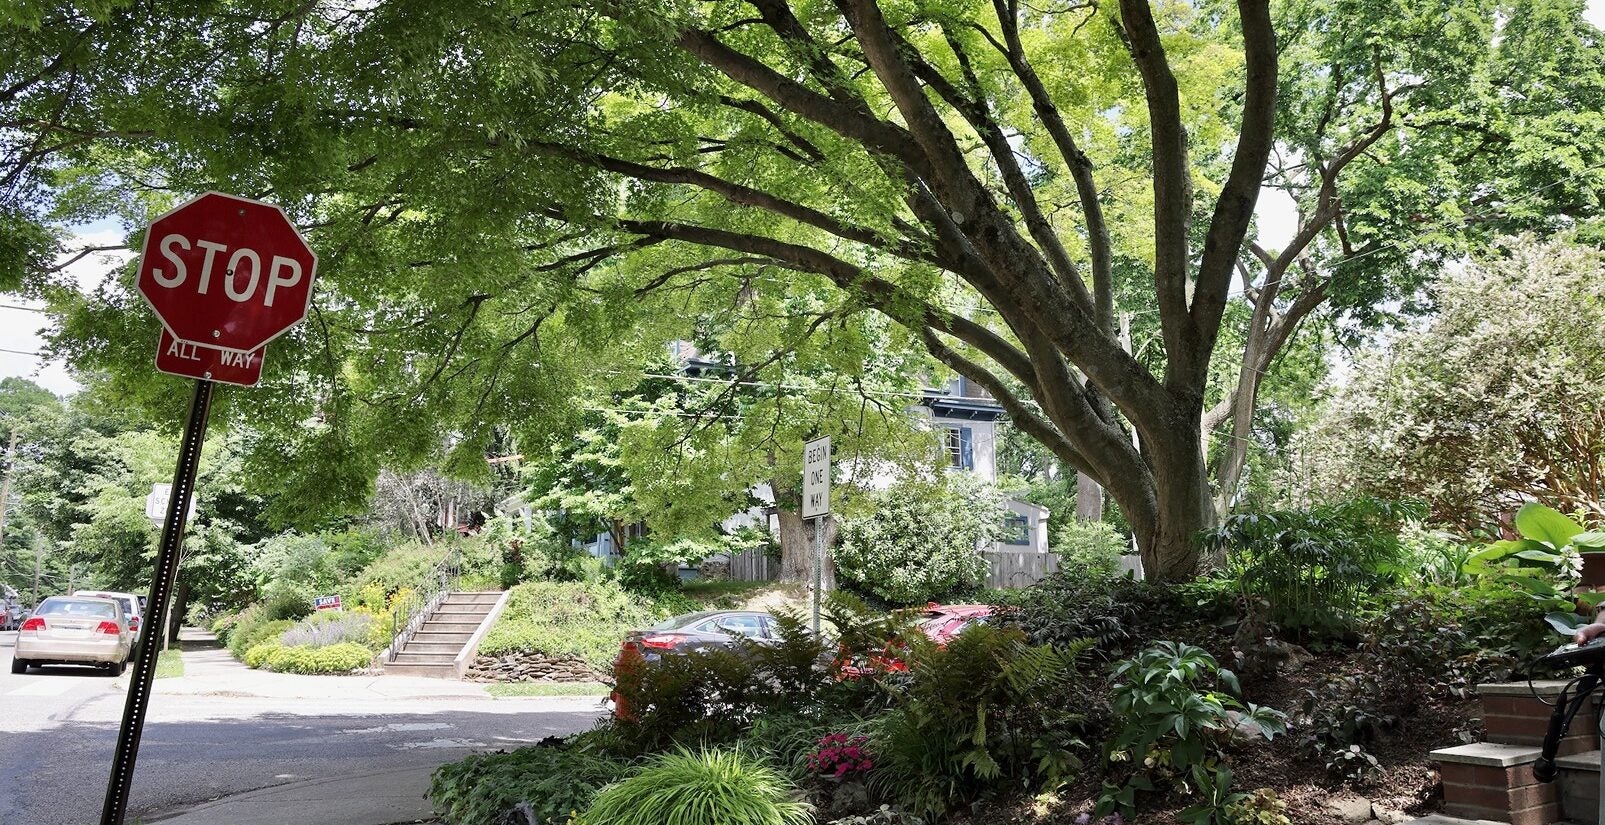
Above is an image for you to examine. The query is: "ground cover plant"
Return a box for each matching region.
[477,579,658,671]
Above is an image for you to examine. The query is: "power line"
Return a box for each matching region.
[0,348,43,358]
[0,304,45,313]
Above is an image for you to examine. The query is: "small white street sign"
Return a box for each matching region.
[802,436,831,519]
[144,483,197,525]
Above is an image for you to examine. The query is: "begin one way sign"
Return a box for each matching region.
[802,436,830,519]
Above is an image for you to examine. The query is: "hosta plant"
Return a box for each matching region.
[1464,502,1605,637]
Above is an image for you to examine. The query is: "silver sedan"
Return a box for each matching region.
[12,595,133,675]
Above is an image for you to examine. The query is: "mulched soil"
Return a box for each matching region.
[945,638,1478,825]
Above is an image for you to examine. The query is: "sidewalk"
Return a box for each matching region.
[146,764,441,824]
[143,628,493,702]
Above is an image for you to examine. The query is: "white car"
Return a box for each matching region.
[13,595,133,675]
[73,590,145,646]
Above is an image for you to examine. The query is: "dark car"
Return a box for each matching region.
[609,610,779,717]
[616,610,779,664]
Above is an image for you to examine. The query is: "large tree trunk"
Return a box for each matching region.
[1126,413,1215,582]
[1075,472,1102,521]
[165,579,189,651]
[775,508,835,591]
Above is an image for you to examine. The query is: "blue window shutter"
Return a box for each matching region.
[960,427,974,470]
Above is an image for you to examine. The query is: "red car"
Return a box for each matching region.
[836,603,993,679]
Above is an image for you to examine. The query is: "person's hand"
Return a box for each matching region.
[1575,620,1605,645]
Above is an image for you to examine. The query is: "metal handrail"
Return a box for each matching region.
[388,546,462,662]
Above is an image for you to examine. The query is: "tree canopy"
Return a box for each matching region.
[2,0,1602,578]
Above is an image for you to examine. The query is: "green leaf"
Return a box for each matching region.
[1516,503,1584,550]
[1515,549,1564,564]
[1578,591,1605,607]
[1546,611,1588,636]
[1573,531,1605,550]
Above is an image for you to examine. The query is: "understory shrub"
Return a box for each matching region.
[1054,519,1129,577]
[1197,497,1422,637]
[1098,642,1285,821]
[429,738,632,825]
[1297,590,1513,782]
[584,747,813,825]
[263,642,372,674]
[867,625,1093,818]
[611,611,844,754]
[479,580,656,670]
[280,610,377,650]
[227,618,295,659]
[995,573,1214,658]
[615,537,719,594]
[835,473,1003,604]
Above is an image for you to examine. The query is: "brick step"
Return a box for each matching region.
[1432,742,1557,825]
[420,618,484,626]
[1481,681,1599,753]
[432,606,493,616]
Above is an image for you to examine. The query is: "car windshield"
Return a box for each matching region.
[37,598,117,619]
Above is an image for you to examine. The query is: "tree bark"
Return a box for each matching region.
[166,579,189,650]
[775,508,835,591]
[1075,472,1102,521]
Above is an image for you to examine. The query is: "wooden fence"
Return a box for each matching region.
[728,547,779,582]
[981,550,1058,589]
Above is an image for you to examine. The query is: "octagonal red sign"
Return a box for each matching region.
[136,191,318,354]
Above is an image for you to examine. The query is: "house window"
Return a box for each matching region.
[1002,514,1030,546]
[944,426,973,470]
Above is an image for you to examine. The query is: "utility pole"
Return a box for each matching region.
[32,538,42,607]
[0,427,18,549]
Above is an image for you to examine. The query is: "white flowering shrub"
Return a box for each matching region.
[1284,236,1605,528]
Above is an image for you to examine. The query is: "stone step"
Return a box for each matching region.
[444,592,501,603]
[433,606,493,616]
[1403,816,1513,825]
[1557,750,1603,824]
[382,662,459,678]
[399,642,464,654]
[390,652,457,665]
[412,631,475,643]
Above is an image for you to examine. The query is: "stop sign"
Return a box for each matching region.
[136,191,318,353]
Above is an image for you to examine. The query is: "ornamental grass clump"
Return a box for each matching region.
[584,747,812,825]
[280,610,375,649]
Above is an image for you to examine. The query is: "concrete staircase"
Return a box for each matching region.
[382,591,504,678]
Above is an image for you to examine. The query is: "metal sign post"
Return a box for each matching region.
[802,437,831,633]
[99,379,213,825]
[100,190,317,825]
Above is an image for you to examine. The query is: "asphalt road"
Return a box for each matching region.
[0,630,605,825]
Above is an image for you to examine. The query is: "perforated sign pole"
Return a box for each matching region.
[99,379,214,825]
[802,437,831,634]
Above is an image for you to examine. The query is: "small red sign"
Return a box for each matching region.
[136,191,318,354]
[155,329,265,387]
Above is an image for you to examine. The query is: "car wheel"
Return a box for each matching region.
[113,659,127,676]
[11,658,27,674]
